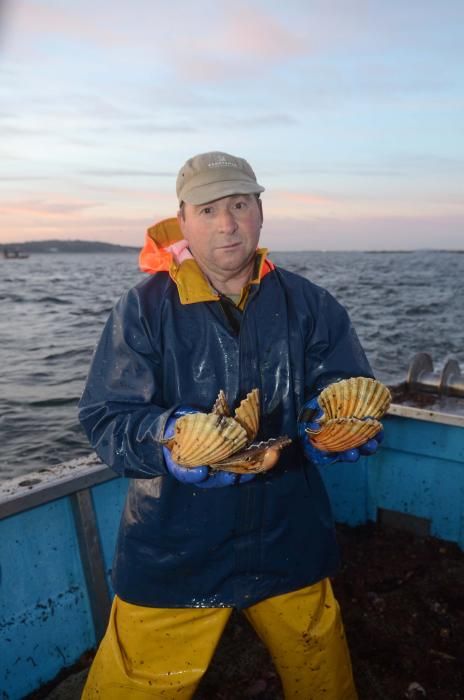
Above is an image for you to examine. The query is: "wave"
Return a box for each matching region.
[43,348,91,361]
[37,296,73,305]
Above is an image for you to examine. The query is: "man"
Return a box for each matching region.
[79,151,381,699]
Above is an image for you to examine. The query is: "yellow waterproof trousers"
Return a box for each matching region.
[82,579,358,700]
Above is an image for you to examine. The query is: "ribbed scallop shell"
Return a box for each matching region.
[168,413,248,467]
[210,437,292,474]
[163,388,292,472]
[309,417,382,452]
[211,390,231,417]
[234,388,260,442]
[318,378,391,423]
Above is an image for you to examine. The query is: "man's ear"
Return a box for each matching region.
[257,197,264,225]
[177,209,186,236]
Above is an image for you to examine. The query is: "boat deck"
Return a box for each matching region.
[36,521,464,700]
[42,670,87,699]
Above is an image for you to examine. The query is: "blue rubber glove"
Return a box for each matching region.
[298,397,384,466]
[163,408,255,487]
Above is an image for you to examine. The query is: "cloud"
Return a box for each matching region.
[263,189,341,219]
[261,213,464,251]
[118,114,298,132]
[0,175,54,181]
[272,191,334,205]
[387,153,464,175]
[6,0,307,74]
[81,169,175,178]
[218,4,308,59]
[166,4,310,82]
[0,199,102,216]
[5,0,127,51]
[293,166,402,178]
[0,212,152,245]
[76,122,197,134]
[0,124,46,136]
[213,114,298,128]
[120,123,196,134]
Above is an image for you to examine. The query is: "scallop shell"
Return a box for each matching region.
[318,377,391,423]
[211,389,231,417]
[163,388,292,473]
[210,437,292,474]
[234,388,260,441]
[167,413,248,467]
[308,417,382,452]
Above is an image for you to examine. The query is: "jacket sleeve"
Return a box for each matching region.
[303,284,374,397]
[78,287,172,478]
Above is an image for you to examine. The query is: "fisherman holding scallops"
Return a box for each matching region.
[79,151,388,699]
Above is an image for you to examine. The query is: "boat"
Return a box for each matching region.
[0,353,463,699]
[3,248,30,259]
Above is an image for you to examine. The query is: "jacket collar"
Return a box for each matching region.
[139,218,275,306]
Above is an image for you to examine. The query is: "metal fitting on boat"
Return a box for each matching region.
[407,353,464,397]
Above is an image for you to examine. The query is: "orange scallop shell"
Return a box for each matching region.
[308,417,382,452]
[210,437,292,474]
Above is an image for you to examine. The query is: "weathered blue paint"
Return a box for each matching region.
[0,499,96,698]
[91,477,129,595]
[0,471,130,700]
[319,414,464,549]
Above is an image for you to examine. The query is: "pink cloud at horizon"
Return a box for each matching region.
[0,199,103,216]
[2,208,463,251]
[2,181,463,250]
[261,214,464,251]
[264,189,464,221]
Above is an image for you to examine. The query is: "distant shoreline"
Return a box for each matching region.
[1,240,463,255]
[1,240,139,254]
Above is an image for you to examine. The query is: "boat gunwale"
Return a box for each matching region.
[387,402,464,427]
[0,455,117,520]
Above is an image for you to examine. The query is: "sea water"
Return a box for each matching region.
[1,250,463,479]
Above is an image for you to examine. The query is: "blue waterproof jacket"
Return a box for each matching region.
[79,220,373,609]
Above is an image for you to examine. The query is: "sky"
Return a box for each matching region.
[1,0,463,251]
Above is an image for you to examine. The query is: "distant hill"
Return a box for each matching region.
[1,240,139,254]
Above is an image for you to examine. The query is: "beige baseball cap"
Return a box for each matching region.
[176,151,265,205]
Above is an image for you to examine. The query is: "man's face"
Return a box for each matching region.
[178,194,263,277]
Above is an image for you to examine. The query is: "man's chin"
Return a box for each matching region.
[214,252,250,272]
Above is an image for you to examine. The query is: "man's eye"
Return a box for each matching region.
[234,201,246,210]
[200,207,213,215]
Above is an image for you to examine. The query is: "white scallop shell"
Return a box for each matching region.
[234,388,260,442]
[211,390,231,417]
[168,413,248,467]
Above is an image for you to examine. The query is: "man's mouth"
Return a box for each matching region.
[218,242,241,250]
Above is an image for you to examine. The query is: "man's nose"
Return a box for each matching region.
[217,209,238,234]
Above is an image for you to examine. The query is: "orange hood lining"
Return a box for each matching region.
[139,218,183,274]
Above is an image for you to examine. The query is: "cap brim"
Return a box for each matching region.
[181,180,265,205]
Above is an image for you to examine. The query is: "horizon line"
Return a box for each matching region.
[2,239,463,254]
